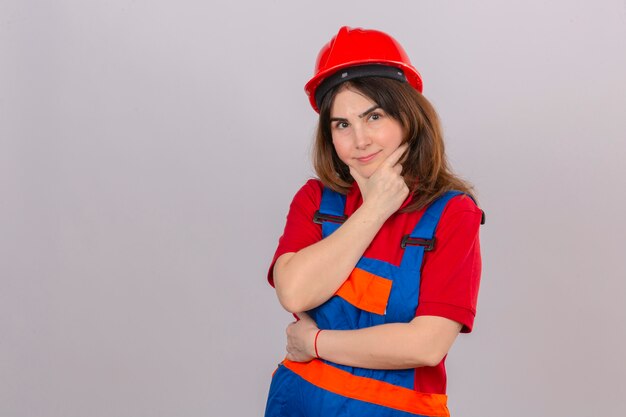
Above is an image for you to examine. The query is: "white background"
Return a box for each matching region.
[1,1,625,416]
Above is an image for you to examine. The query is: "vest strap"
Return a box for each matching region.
[408,191,465,241]
[401,236,435,251]
[318,187,347,218]
[313,211,347,225]
[317,187,348,237]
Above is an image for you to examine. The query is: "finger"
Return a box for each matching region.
[383,144,409,168]
[383,144,408,167]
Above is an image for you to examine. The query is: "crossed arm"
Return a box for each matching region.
[285,311,462,369]
[273,146,463,370]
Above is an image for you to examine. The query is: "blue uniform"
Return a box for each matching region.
[265,189,466,417]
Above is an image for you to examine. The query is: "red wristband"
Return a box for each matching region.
[314,329,323,359]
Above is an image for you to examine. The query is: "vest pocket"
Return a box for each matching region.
[334,268,392,315]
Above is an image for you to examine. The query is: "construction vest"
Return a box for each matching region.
[266,189,481,417]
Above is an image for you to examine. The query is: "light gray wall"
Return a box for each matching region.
[1,1,625,416]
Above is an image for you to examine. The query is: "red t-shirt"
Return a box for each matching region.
[268,179,482,393]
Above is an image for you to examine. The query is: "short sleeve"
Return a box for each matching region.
[415,195,483,333]
[267,179,324,287]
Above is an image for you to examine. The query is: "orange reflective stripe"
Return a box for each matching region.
[335,267,393,315]
[283,359,449,417]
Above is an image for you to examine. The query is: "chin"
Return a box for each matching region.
[356,164,381,179]
[354,169,374,179]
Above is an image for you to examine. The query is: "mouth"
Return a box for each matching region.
[355,150,382,163]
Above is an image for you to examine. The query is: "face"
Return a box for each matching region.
[330,87,404,179]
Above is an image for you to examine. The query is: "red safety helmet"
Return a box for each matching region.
[304,26,423,112]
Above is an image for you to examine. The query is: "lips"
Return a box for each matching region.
[355,150,382,163]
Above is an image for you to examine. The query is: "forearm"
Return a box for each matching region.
[315,316,462,369]
[274,204,387,313]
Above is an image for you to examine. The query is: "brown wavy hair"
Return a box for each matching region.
[312,77,476,212]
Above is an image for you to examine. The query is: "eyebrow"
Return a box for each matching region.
[358,105,381,118]
[330,105,381,122]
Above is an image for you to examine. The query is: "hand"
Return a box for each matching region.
[285,312,319,362]
[349,144,409,220]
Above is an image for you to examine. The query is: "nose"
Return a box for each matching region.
[353,125,372,150]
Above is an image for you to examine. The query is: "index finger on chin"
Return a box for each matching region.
[384,144,409,167]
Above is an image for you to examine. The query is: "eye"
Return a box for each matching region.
[334,121,349,130]
[368,112,382,121]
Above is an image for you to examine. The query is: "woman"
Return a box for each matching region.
[265,26,484,417]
